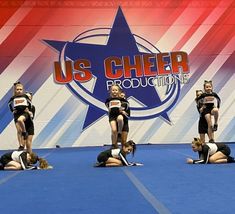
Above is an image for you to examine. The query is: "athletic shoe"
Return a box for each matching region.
[111,144,118,149]
[18,145,25,151]
[227,156,235,163]
[209,139,215,143]
[213,124,218,132]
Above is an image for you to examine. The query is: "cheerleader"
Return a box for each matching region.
[24,91,35,153]
[196,81,221,143]
[0,151,51,170]
[94,140,142,167]
[186,138,235,164]
[195,90,214,144]
[105,84,126,148]
[119,90,130,146]
[8,82,32,149]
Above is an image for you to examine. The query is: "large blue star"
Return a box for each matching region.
[44,7,166,129]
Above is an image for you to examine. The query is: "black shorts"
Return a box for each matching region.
[25,119,34,135]
[14,112,29,123]
[219,145,231,156]
[202,107,213,116]
[198,116,208,134]
[97,152,110,163]
[0,153,12,166]
[122,120,129,132]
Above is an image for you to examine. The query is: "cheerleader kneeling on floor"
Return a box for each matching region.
[94,140,143,167]
[186,137,235,164]
[0,150,53,170]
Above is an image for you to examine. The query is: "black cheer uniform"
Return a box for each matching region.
[105,97,126,121]
[196,92,221,116]
[0,151,36,170]
[25,105,35,135]
[120,98,130,132]
[97,148,131,166]
[8,94,32,122]
[193,143,231,164]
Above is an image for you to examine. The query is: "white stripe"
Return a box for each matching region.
[0,4,33,45]
[155,8,204,52]
[182,1,233,53]
[123,168,172,214]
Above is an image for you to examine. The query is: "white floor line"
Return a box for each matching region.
[123,168,172,214]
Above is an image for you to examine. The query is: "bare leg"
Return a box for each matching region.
[26,135,33,154]
[211,108,219,125]
[209,151,227,163]
[110,121,118,148]
[121,131,128,146]
[205,114,213,141]
[213,159,228,164]
[117,115,124,134]
[199,134,206,144]
[15,123,25,148]
[4,161,22,170]
[17,115,26,133]
[105,157,123,167]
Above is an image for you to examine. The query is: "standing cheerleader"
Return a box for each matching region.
[8,82,32,150]
[119,90,130,146]
[196,80,221,143]
[105,84,126,148]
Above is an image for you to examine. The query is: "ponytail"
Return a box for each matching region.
[38,158,49,169]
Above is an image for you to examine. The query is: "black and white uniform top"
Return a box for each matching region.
[105,97,126,121]
[97,148,133,166]
[8,94,32,115]
[0,151,36,170]
[193,143,230,164]
[196,92,221,110]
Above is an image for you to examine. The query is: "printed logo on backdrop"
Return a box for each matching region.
[44,7,190,129]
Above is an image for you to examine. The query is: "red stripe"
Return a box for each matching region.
[0,0,25,27]
[172,7,216,51]
[0,7,56,74]
[190,4,235,61]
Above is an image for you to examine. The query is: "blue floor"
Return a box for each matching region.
[1,144,235,214]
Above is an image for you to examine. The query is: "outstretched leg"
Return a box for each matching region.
[109,120,118,148]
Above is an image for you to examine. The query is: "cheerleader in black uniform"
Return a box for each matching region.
[186,138,235,164]
[8,82,32,150]
[195,90,214,144]
[105,84,126,148]
[94,140,142,167]
[0,151,51,170]
[196,81,221,143]
[119,90,130,146]
[24,92,35,153]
